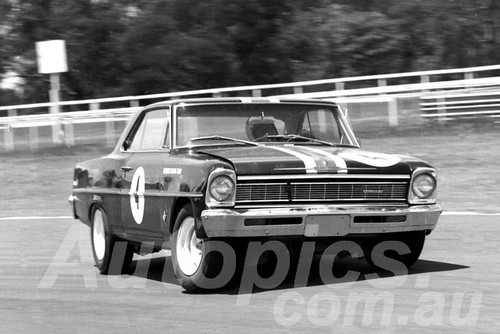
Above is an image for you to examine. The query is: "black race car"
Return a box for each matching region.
[69,98,441,292]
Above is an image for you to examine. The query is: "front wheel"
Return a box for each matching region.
[171,204,237,293]
[91,207,134,275]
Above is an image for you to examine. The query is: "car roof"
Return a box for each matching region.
[144,97,338,109]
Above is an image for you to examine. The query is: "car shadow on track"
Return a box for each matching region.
[130,254,469,295]
[129,256,180,287]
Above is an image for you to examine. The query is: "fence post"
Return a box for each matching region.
[388,98,398,127]
[293,86,303,95]
[91,102,114,148]
[252,89,262,97]
[377,79,387,87]
[3,126,14,152]
[464,72,474,80]
[64,121,75,147]
[49,73,63,145]
[106,118,115,148]
[420,75,430,93]
[29,126,39,152]
[4,109,16,151]
[335,82,345,91]
[437,93,447,122]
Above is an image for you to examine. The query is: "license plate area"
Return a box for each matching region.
[305,215,351,237]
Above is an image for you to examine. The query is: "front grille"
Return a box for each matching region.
[235,181,408,204]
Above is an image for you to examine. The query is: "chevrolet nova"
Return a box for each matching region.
[69,98,441,292]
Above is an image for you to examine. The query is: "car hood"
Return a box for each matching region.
[197,145,417,175]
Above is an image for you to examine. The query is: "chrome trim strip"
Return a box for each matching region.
[72,188,202,198]
[236,181,408,203]
[234,203,410,209]
[72,188,119,195]
[171,100,334,109]
[273,167,376,173]
[236,199,407,204]
[238,181,407,186]
[237,174,410,181]
[173,104,179,147]
[201,204,442,238]
[119,148,168,153]
[336,105,360,147]
[152,192,203,198]
[171,100,349,149]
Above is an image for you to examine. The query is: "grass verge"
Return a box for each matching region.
[0,125,498,218]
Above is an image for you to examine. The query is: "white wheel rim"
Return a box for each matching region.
[92,210,106,261]
[176,216,202,276]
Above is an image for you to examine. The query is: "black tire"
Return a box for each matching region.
[364,231,426,270]
[171,204,237,293]
[90,206,134,275]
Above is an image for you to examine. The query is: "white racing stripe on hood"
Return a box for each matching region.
[339,151,401,167]
[298,146,348,174]
[266,146,317,173]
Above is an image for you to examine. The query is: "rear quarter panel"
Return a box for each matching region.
[72,154,125,227]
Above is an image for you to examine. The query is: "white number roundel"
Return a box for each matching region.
[129,167,145,224]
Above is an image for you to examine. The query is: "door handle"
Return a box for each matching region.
[120,166,134,173]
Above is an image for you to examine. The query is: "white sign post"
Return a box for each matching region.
[36,40,68,145]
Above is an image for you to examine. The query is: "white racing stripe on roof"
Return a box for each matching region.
[266,146,317,173]
[298,146,348,174]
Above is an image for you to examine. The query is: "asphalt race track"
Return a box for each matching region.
[0,214,499,333]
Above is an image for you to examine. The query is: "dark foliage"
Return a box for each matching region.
[0,0,498,105]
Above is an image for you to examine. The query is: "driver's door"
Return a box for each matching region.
[120,107,170,241]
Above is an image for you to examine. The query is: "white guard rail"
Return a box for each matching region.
[1,64,500,151]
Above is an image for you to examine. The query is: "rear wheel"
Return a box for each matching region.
[91,207,134,275]
[171,204,237,292]
[364,231,426,270]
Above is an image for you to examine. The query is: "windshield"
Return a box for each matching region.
[175,103,356,147]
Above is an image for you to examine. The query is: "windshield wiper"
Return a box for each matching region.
[256,134,340,147]
[190,135,260,146]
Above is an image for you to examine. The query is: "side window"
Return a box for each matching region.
[127,109,169,151]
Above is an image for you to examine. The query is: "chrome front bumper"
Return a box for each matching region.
[201,204,442,238]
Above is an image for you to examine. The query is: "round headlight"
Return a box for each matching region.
[411,173,436,199]
[209,175,235,202]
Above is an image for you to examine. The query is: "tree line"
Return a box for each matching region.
[0,0,498,107]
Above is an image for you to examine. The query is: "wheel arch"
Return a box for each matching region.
[168,197,208,238]
[169,198,193,235]
[88,200,105,222]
